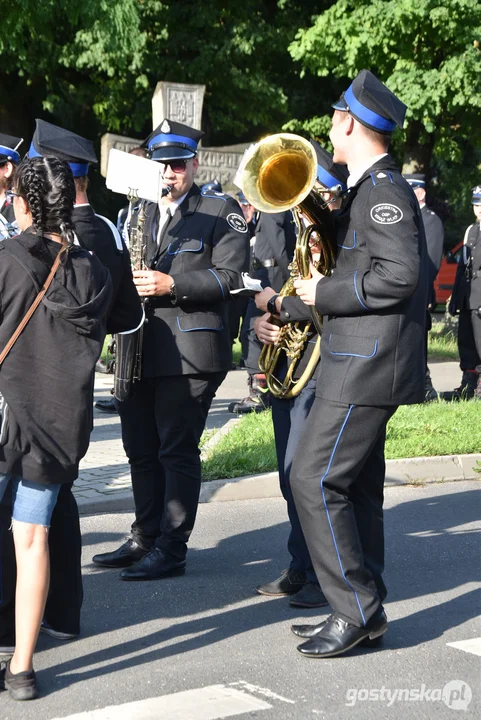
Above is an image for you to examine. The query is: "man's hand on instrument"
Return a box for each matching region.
[133,270,173,296]
[294,263,325,306]
[255,286,277,312]
[254,313,281,345]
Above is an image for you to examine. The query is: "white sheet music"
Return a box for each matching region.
[230,273,264,296]
[106,149,163,203]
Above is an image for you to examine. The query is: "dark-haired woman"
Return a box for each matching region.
[0,156,112,700]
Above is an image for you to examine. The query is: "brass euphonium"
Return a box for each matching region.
[238,133,337,399]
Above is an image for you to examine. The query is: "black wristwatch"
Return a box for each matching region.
[267,294,280,315]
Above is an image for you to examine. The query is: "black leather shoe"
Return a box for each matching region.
[291,620,383,648]
[120,548,186,581]
[256,569,306,596]
[296,610,387,658]
[92,537,149,568]
[95,398,118,413]
[289,583,329,608]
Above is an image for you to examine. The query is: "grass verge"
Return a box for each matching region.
[428,322,458,361]
[201,400,481,480]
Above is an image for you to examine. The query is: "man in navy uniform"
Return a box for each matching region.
[229,207,297,413]
[93,119,249,580]
[252,141,347,610]
[291,70,427,657]
[405,173,444,400]
[449,185,481,398]
[0,133,23,237]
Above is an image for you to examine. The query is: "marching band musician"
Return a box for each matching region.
[0,133,23,238]
[291,70,428,658]
[253,142,348,610]
[93,119,249,581]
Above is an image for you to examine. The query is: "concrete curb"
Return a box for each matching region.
[77,453,481,515]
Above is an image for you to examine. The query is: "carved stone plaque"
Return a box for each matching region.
[152,82,205,130]
[197,143,250,192]
[100,133,143,177]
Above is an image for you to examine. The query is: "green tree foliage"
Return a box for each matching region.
[289,0,481,240]
[0,0,330,142]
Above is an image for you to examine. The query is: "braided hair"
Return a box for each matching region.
[14,156,77,250]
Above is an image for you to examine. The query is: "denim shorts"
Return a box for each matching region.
[0,473,61,527]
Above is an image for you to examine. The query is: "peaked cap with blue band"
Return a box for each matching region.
[0,133,23,164]
[310,139,348,191]
[332,69,406,135]
[404,173,426,189]
[28,119,97,177]
[472,186,481,206]
[142,119,204,162]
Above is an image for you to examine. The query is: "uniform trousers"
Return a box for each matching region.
[119,372,226,560]
[458,311,481,371]
[291,399,397,628]
[271,376,317,582]
[0,483,83,643]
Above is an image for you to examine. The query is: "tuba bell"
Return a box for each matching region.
[238,133,338,399]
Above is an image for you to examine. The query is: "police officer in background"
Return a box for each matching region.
[252,142,347,610]
[448,185,481,398]
[93,119,249,580]
[0,121,142,649]
[405,173,444,401]
[292,70,427,658]
[229,207,296,413]
[0,133,23,238]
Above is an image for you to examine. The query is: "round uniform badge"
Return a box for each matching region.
[226,212,248,233]
[370,203,403,225]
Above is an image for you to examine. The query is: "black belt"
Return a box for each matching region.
[252,257,278,270]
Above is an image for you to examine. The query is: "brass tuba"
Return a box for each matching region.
[238,133,337,399]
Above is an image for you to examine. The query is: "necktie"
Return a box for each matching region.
[157,206,172,247]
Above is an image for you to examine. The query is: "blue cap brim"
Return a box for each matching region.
[151,146,196,161]
[332,96,348,111]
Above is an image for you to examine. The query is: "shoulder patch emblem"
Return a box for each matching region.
[226,212,248,233]
[370,203,403,225]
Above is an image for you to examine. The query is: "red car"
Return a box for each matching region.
[433,241,464,307]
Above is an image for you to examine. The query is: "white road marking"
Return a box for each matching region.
[446,638,481,657]
[50,684,272,720]
[230,680,295,704]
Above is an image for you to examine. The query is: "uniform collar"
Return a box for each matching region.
[347,153,389,188]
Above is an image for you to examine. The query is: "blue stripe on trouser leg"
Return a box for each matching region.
[319,404,367,626]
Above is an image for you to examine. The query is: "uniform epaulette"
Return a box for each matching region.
[369,171,395,186]
[200,190,228,202]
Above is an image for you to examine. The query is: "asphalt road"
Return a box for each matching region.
[2,480,480,719]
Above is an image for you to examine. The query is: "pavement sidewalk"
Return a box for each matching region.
[76,361,480,515]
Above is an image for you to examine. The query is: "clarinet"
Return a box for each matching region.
[113,186,173,401]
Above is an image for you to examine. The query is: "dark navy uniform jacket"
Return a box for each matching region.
[421,204,444,306]
[451,221,481,312]
[313,154,428,406]
[253,211,296,291]
[140,184,249,377]
[72,204,142,335]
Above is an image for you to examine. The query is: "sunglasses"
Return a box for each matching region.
[5,190,20,201]
[160,160,188,173]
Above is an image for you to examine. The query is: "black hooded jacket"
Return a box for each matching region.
[0,231,113,485]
